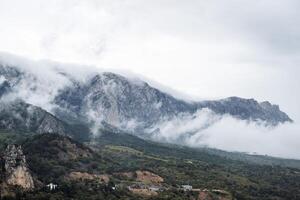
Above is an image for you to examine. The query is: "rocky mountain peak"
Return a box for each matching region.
[199,96,292,125]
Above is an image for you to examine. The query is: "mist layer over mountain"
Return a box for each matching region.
[0,53,298,159]
[153,111,300,159]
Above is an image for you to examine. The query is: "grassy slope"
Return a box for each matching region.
[93,131,300,200]
[95,130,300,169]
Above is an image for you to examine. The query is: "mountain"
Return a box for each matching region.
[0,99,92,141]
[0,56,293,141]
[53,72,196,131]
[0,55,297,199]
[54,72,292,131]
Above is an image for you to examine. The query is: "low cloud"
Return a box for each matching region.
[0,52,100,112]
[194,117,300,159]
[150,110,300,159]
[149,109,221,142]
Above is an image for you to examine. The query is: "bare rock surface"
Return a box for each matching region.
[2,145,34,190]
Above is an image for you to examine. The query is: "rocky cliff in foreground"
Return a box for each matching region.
[0,145,34,198]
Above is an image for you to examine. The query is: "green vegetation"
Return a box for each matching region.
[95,133,300,200]
[1,131,300,199]
[0,130,33,151]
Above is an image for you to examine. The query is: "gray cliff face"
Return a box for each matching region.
[54,73,292,132]
[54,72,194,130]
[0,100,66,135]
[2,145,34,190]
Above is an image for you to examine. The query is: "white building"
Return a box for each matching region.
[149,186,162,192]
[181,185,193,191]
[47,183,58,191]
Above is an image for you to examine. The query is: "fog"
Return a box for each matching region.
[147,107,300,159]
[196,118,300,159]
[0,1,299,159]
[0,1,299,118]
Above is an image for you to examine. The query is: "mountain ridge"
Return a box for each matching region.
[0,56,293,142]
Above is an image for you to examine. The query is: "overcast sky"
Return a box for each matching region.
[0,0,299,120]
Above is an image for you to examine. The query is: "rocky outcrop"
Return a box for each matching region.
[135,170,164,184]
[115,170,164,184]
[2,145,34,190]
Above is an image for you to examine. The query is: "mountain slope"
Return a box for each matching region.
[54,72,195,131]
[0,100,66,135]
[1,132,300,199]
[0,100,91,141]
[95,130,300,169]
